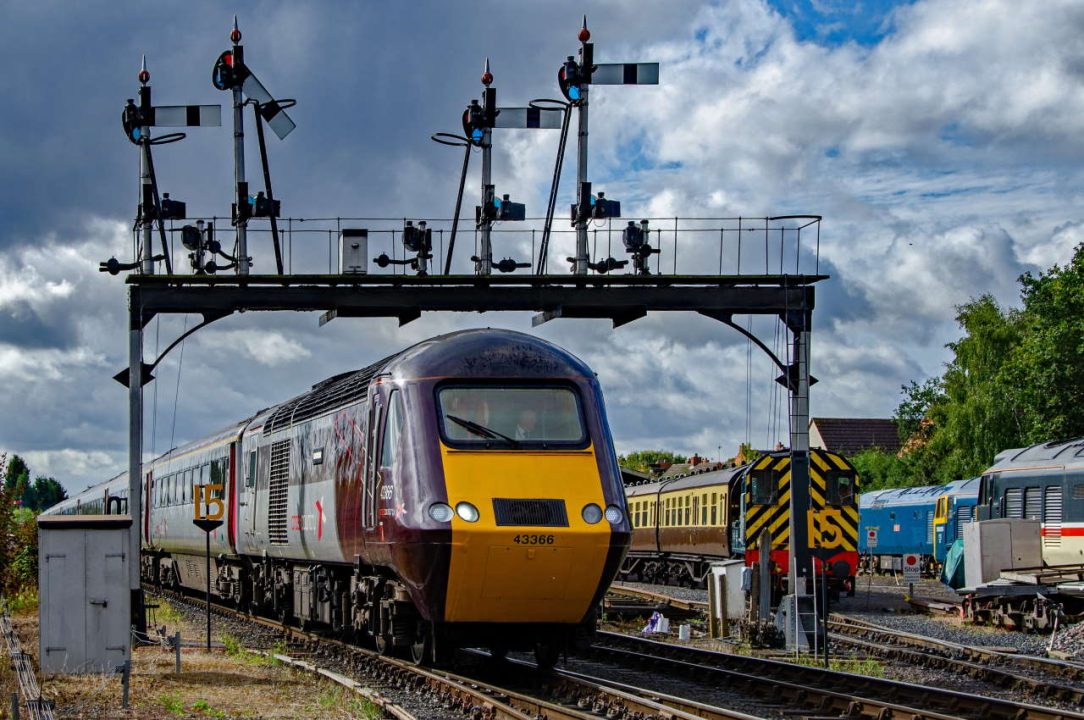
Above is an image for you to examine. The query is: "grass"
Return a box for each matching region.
[795,654,885,676]
[315,686,382,719]
[6,588,39,615]
[145,596,183,627]
[159,691,185,715]
[192,698,227,718]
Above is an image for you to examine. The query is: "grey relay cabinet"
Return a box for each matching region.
[38,515,132,674]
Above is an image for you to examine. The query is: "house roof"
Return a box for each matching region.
[810,417,901,456]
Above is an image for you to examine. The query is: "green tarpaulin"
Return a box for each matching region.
[941,537,966,589]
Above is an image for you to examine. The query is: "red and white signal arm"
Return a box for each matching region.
[902,552,921,581]
[866,528,878,549]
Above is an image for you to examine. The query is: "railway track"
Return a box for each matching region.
[608,582,709,612]
[828,613,1084,703]
[146,587,759,720]
[588,630,1084,720]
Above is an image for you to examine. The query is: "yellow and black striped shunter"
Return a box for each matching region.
[742,448,859,597]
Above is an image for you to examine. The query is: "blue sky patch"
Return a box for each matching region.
[767,0,915,47]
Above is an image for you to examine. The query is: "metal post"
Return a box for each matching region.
[573,78,589,275]
[478,128,493,275]
[205,528,212,650]
[138,79,154,276]
[707,574,718,639]
[233,41,248,275]
[121,660,130,708]
[10,692,18,720]
[758,527,771,621]
[822,572,830,667]
[788,322,812,598]
[175,631,181,673]
[128,292,146,633]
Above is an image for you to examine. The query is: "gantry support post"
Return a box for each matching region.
[478,127,493,275]
[786,311,812,599]
[127,288,146,633]
[232,38,249,275]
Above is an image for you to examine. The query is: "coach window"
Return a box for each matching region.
[210,461,225,499]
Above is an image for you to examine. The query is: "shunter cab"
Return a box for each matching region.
[742,449,859,600]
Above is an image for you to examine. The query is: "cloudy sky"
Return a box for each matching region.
[3,0,1083,494]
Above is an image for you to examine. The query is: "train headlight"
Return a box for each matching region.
[455,502,480,523]
[428,503,454,522]
[604,505,624,525]
[581,503,603,524]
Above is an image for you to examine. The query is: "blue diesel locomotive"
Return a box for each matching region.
[858,478,978,575]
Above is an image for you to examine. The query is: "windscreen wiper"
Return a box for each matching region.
[445,414,521,448]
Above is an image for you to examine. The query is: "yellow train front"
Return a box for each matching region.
[742,448,859,599]
[367,329,630,665]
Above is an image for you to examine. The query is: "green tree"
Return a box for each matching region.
[4,454,29,494]
[1009,244,1084,442]
[895,378,944,443]
[27,476,67,511]
[932,295,1023,479]
[618,450,688,473]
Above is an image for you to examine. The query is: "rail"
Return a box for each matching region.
[591,630,1084,720]
[1,602,55,720]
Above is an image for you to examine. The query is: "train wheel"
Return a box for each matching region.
[534,640,560,671]
[409,622,431,666]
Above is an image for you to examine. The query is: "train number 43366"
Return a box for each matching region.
[512,534,555,545]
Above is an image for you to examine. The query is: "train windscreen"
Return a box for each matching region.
[437,385,586,448]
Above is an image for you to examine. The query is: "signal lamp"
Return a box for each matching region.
[402,220,432,254]
[604,505,624,524]
[160,194,186,220]
[121,100,143,144]
[496,194,526,222]
[592,192,620,220]
[558,56,583,103]
[181,225,202,251]
[212,50,238,90]
[462,99,486,146]
[622,220,645,251]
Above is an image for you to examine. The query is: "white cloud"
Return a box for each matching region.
[196,329,312,367]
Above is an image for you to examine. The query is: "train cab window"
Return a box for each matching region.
[381,389,404,468]
[437,384,586,449]
[824,471,855,507]
[749,470,777,505]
